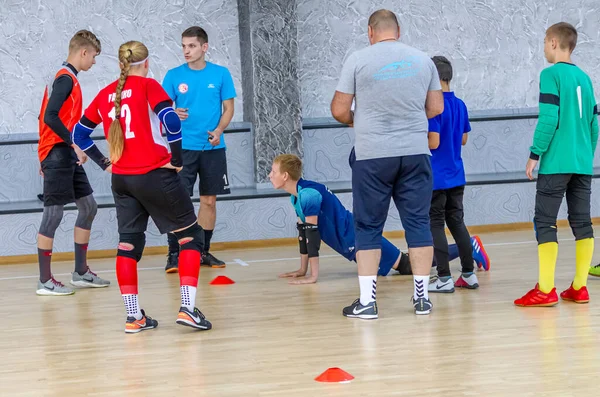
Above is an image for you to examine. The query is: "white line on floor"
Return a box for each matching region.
[233,259,250,267]
[0,237,591,282]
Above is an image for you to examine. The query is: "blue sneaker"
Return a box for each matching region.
[471,236,490,271]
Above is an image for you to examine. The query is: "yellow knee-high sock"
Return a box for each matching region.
[573,238,594,290]
[538,242,558,294]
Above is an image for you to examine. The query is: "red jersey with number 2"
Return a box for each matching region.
[84,75,173,175]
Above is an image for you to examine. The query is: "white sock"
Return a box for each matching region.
[414,275,429,300]
[123,294,142,320]
[359,275,377,306]
[180,285,197,311]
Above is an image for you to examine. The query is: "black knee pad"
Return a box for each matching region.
[534,217,558,244]
[173,223,205,252]
[117,232,146,262]
[570,220,594,241]
[75,195,98,230]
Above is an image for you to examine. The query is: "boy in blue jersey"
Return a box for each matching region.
[269,154,487,284]
[269,154,410,285]
[427,56,489,294]
[162,26,237,272]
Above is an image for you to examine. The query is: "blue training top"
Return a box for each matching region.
[428,91,471,190]
[291,178,356,260]
[162,62,236,151]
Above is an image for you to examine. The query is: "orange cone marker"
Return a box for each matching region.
[210,275,235,285]
[314,367,354,383]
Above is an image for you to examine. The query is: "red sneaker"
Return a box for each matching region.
[560,283,589,303]
[514,284,558,307]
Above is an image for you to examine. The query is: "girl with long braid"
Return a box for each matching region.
[73,41,212,333]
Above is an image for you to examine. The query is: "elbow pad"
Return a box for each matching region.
[297,223,308,255]
[303,223,321,258]
[158,107,182,143]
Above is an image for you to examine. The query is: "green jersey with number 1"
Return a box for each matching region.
[530,62,599,175]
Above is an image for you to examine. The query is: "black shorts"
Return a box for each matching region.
[179,148,231,196]
[111,168,197,235]
[40,144,93,206]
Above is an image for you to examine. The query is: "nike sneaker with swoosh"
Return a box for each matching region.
[70,269,110,288]
[125,309,158,334]
[342,298,378,319]
[176,307,212,330]
[36,276,74,296]
[428,276,455,293]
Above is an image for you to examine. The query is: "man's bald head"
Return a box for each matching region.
[368,9,399,33]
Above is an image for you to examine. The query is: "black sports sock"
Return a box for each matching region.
[74,243,89,275]
[204,229,213,253]
[167,233,180,254]
[38,248,52,283]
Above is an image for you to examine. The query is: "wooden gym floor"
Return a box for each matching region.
[1,228,600,396]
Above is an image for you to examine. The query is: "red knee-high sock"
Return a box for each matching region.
[116,256,138,294]
[179,249,200,287]
[179,249,200,311]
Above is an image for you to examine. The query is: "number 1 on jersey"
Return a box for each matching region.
[108,104,135,139]
[577,86,582,119]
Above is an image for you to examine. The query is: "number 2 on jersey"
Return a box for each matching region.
[108,104,135,139]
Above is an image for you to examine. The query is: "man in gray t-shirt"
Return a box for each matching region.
[331,9,444,318]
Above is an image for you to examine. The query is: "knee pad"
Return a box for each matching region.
[117,232,146,262]
[570,220,594,241]
[39,205,64,238]
[75,195,98,230]
[173,223,205,252]
[534,216,558,244]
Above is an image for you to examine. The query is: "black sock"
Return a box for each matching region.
[38,248,52,283]
[167,233,179,254]
[204,229,213,253]
[74,243,89,275]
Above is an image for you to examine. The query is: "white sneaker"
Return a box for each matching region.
[428,276,455,293]
[455,272,479,289]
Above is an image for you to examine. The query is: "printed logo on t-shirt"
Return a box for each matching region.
[208,83,215,89]
[373,56,422,81]
[178,83,188,94]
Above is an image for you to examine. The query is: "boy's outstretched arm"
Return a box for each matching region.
[279,216,321,284]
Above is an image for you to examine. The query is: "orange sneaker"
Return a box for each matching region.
[560,283,589,303]
[514,284,558,307]
[125,309,159,334]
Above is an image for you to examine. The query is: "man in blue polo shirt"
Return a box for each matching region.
[427,55,486,294]
[162,26,236,272]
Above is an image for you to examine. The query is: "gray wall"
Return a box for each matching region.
[0,0,243,135]
[2,0,600,257]
[297,0,600,117]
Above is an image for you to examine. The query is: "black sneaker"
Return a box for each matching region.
[201,252,226,268]
[125,309,159,334]
[176,307,212,330]
[342,298,378,319]
[165,251,179,273]
[395,252,412,275]
[412,296,433,315]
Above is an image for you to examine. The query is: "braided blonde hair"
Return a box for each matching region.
[107,41,148,163]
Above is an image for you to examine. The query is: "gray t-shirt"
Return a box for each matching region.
[336,41,441,160]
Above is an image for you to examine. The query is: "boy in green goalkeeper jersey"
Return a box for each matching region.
[515,22,599,307]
